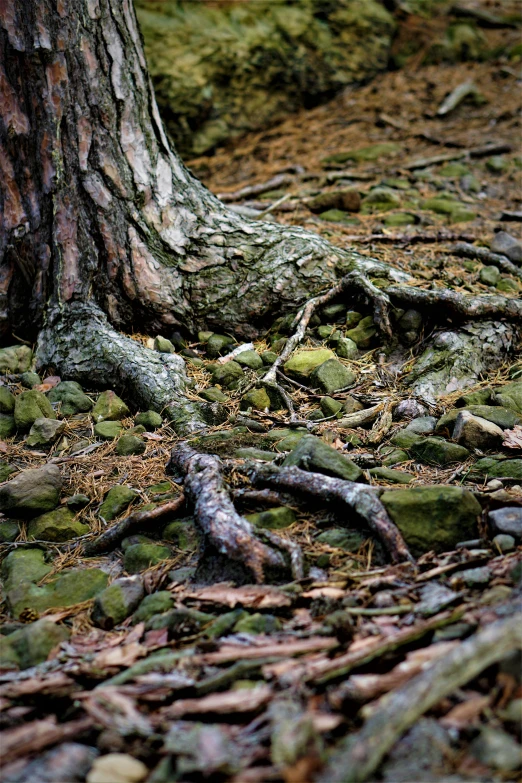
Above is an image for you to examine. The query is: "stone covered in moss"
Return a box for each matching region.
[124,543,172,573]
[234,613,281,634]
[369,467,413,484]
[0,345,32,374]
[316,528,366,550]
[382,448,410,466]
[14,390,55,431]
[8,619,70,669]
[0,414,15,439]
[345,315,377,348]
[0,520,19,543]
[246,506,296,530]
[0,386,15,413]
[0,461,16,483]
[66,493,90,510]
[0,635,20,669]
[206,334,235,357]
[91,576,145,630]
[410,437,469,465]
[2,547,52,590]
[493,381,522,415]
[163,518,200,550]
[240,388,271,411]
[20,371,41,388]
[47,381,93,415]
[284,349,335,381]
[116,434,146,456]
[132,591,174,624]
[361,186,401,212]
[27,507,89,542]
[0,464,61,517]
[335,337,358,359]
[135,410,163,430]
[320,397,343,417]
[235,350,263,370]
[99,485,138,521]
[94,420,123,440]
[382,485,481,555]
[7,568,109,619]
[199,386,229,403]
[211,360,244,389]
[265,428,308,452]
[283,434,362,482]
[26,417,65,448]
[311,359,355,394]
[154,335,176,353]
[92,390,129,422]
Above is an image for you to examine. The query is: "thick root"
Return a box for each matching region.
[36,304,213,434]
[168,443,296,583]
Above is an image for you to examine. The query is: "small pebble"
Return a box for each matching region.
[486,479,503,490]
[492,534,515,553]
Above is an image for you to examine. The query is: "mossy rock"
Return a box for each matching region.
[345,315,377,348]
[154,335,176,353]
[311,359,355,394]
[493,381,522,415]
[234,613,281,634]
[47,381,93,415]
[20,371,41,389]
[99,485,139,522]
[91,576,145,630]
[66,493,90,510]
[436,406,521,434]
[320,397,343,417]
[2,547,52,590]
[0,520,19,543]
[390,429,424,449]
[0,414,15,439]
[496,278,520,294]
[8,619,70,669]
[14,390,55,431]
[211,360,244,389]
[240,388,271,412]
[235,350,263,370]
[319,209,358,224]
[361,186,401,212]
[383,212,417,227]
[483,460,522,480]
[162,518,200,550]
[27,507,89,542]
[26,417,65,448]
[0,635,20,669]
[246,506,296,530]
[133,591,174,624]
[235,447,278,461]
[94,420,123,440]
[0,345,32,374]
[316,528,366,550]
[124,543,172,573]
[116,434,146,456]
[382,486,480,555]
[283,434,362,482]
[0,464,61,517]
[410,437,469,465]
[369,467,413,483]
[284,348,335,381]
[381,448,410,466]
[322,142,400,166]
[439,162,469,177]
[265,428,308,453]
[0,461,16,482]
[7,568,109,619]
[92,390,129,422]
[199,387,230,403]
[134,410,163,430]
[0,386,15,413]
[206,334,235,357]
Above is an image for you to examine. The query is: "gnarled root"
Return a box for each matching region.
[36,303,215,434]
[168,443,297,583]
[249,463,413,564]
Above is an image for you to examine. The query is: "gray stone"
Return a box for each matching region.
[261,351,277,366]
[92,390,129,422]
[99,485,138,522]
[199,387,229,403]
[404,416,437,434]
[47,381,93,415]
[316,528,366,551]
[245,506,296,530]
[7,567,108,619]
[154,335,176,353]
[91,576,145,630]
[124,543,172,573]
[14,390,55,430]
[381,485,481,555]
[437,405,521,433]
[493,380,522,414]
[311,359,355,394]
[283,434,363,482]
[457,566,491,586]
[235,447,278,461]
[492,534,515,552]
[369,467,413,484]
[0,386,15,413]
[479,265,500,286]
[320,397,343,417]
[489,507,522,539]
[390,430,423,449]
[94,420,123,440]
[66,493,90,510]
[490,231,522,264]
[470,727,522,772]
[453,411,504,450]
[116,434,146,456]
[393,399,427,420]
[0,464,61,517]
[342,395,364,415]
[335,337,358,360]
[410,437,470,465]
[27,506,89,542]
[206,334,235,357]
[417,582,461,616]
[134,410,163,430]
[381,448,410,466]
[26,417,66,448]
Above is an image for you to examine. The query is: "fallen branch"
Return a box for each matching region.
[319,611,522,783]
[217,173,294,203]
[81,497,185,556]
[249,464,412,564]
[168,443,291,582]
[451,242,522,279]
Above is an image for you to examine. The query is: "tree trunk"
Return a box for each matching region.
[1,0,520,425]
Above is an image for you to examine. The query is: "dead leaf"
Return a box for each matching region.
[0,441,8,453]
[87,752,148,783]
[503,425,522,450]
[142,432,163,441]
[94,642,146,669]
[163,685,272,718]
[180,583,293,609]
[440,694,489,729]
[34,376,60,392]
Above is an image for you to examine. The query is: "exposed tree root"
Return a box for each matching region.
[387,284,522,320]
[452,242,522,279]
[36,304,215,434]
[249,464,413,564]
[168,443,295,583]
[81,497,185,557]
[319,608,522,783]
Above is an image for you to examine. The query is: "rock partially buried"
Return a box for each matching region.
[94,420,123,440]
[132,591,174,624]
[124,543,172,574]
[7,619,70,669]
[14,390,55,430]
[211,360,244,389]
[0,414,15,438]
[284,349,335,382]
[92,576,145,630]
[92,390,129,422]
[27,507,89,542]
[99,485,139,522]
[410,437,470,465]
[0,386,15,413]
[7,567,109,619]
[2,547,52,590]
[0,464,61,517]
[453,411,504,451]
[283,434,363,482]
[346,315,377,348]
[311,359,355,394]
[381,486,481,555]
[369,467,413,484]
[116,434,146,456]
[489,507,522,540]
[134,410,163,430]
[26,417,66,448]
[240,388,271,411]
[246,506,296,530]
[0,344,32,374]
[47,381,93,415]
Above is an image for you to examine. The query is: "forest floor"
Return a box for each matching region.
[1,51,522,783]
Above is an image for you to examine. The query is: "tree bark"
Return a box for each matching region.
[0,0,520,419]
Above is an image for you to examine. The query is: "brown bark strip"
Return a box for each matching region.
[81,496,185,556]
[0,716,92,766]
[319,612,522,783]
[250,464,413,565]
[168,443,289,583]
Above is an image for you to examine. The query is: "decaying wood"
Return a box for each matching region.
[451,242,522,278]
[168,443,291,582]
[249,464,413,564]
[81,496,185,556]
[319,611,522,783]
